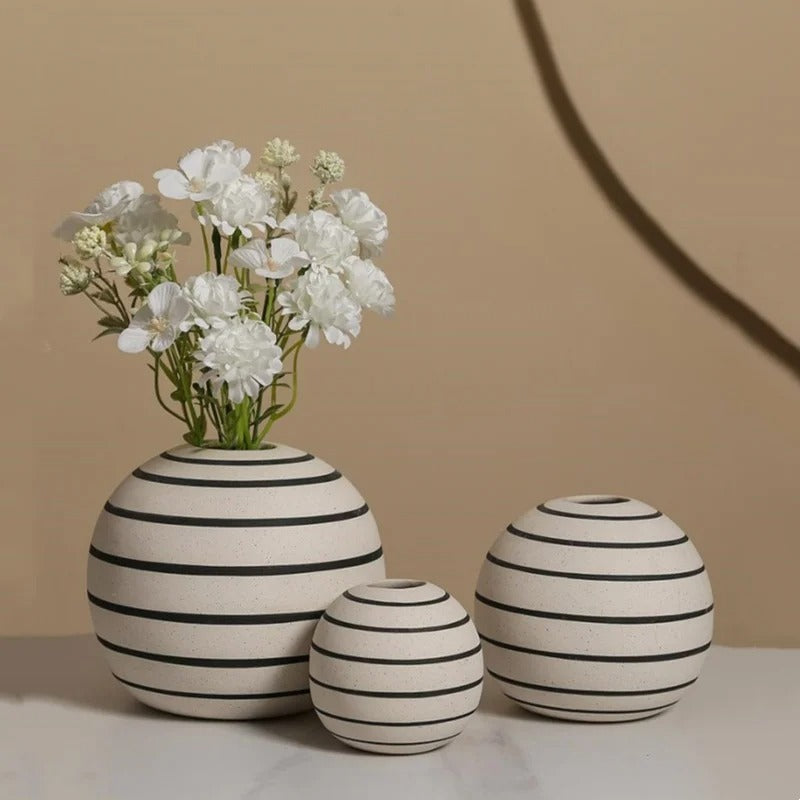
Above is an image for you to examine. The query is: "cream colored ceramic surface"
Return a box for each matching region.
[475,495,714,722]
[309,579,483,754]
[86,443,385,719]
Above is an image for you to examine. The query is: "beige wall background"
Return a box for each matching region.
[2,0,798,645]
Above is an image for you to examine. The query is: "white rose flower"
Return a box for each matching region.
[198,175,277,238]
[194,317,283,404]
[117,282,190,353]
[341,256,395,316]
[54,180,144,240]
[289,210,358,273]
[181,273,251,331]
[229,237,310,280]
[154,142,244,202]
[277,269,361,348]
[331,189,388,257]
[114,194,190,246]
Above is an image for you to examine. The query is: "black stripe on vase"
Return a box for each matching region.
[309,674,483,698]
[103,500,370,528]
[88,592,325,625]
[321,611,471,634]
[132,467,342,489]
[160,451,316,466]
[474,592,714,624]
[504,694,679,715]
[311,641,482,665]
[342,590,451,607]
[112,673,310,700]
[89,544,383,576]
[507,524,688,549]
[97,635,309,668]
[313,706,479,727]
[479,633,712,662]
[488,669,697,696]
[537,503,663,521]
[486,552,706,582]
[331,733,459,747]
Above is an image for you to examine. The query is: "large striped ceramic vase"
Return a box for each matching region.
[309,580,484,754]
[475,495,713,722]
[87,443,385,720]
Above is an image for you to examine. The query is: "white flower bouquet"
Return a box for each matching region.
[56,138,394,449]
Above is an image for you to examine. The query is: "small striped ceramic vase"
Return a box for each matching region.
[309,580,484,754]
[87,443,385,720]
[475,495,713,722]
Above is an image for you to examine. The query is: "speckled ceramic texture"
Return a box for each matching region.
[87,443,385,720]
[475,495,714,722]
[309,580,483,754]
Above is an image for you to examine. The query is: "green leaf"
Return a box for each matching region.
[97,315,126,329]
[92,328,121,341]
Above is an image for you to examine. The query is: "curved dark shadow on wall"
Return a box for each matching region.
[513,0,800,381]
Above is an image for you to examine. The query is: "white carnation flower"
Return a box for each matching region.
[277,269,361,349]
[229,237,310,280]
[181,273,251,331]
[288,210,358,273]
[54,180,144,240]
[194,317,283,404]
[342,256,395,316]
[114,194,190,246]
[331,189,388,257]
[118,282,190,353]
[154,141,244,202]
[198,175,277,238]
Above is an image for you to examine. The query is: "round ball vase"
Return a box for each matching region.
[474,495,714,722]
[309,580,484,754]
[87,443,385,720]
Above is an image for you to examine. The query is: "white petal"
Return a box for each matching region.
[304,325,320,348]
[117,327,151,353]
[154,169,190,199]
[168,295,192,325]
[256,265,293,280]
[178,149,204,179]
[269,237,300,263]
[229,239,268,271]
[147,282,181,316]
[150,329,177,352]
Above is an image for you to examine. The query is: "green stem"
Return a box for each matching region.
[257,338,303,445]
[152,356,187,423]
[212,228,222,274]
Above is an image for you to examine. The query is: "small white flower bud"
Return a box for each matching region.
[59,261,92,295]
[72,225,108,259]
[311,150,345,185]
[260,138,300,169]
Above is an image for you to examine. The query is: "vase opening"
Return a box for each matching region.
[568,495,630,505]
[368,579,426,589]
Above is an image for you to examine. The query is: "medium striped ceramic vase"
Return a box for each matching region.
[309,580,484,754]
[87,443,385,720]
[475,495,714,722]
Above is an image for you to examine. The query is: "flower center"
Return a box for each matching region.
[267,258,280,272]
[188,176,207,193]
[148,317,170,335]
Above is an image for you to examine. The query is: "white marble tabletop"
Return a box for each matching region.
[1,637,798,800]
